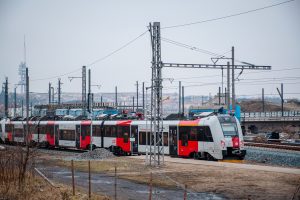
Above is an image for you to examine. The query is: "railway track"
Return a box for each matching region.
[244,142,300,151]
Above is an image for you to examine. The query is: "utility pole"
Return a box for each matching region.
[224,87,227,106]
[21,100,24,118]
[132,96,135,112]
[88,68,93,151]
[26,67,29,145]
[218,87,221,106]
[48,82,51,105]
[136,81,139,112]
[115,86,118,109]
[14,87,17,117]
[231,46,235,112]
[58,78,62,105]
[88,69,91,96]
[276,83,284,117]
[182,86,184,116]
[179,81,181,114]
[227,62,230,111]
[142,82,145,112]
[262,88,265,112]
[51,87,54,104]
[148,22,164,166]
[4,77,8,118]
[82,66,87,117]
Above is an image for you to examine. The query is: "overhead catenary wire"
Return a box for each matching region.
[162,37,231,58]
[162,0,296,29]
[166,67,300,81]
[30,30,148,82]
[28,0,295,82]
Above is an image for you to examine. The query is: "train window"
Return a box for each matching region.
[117,127,123,138]
[14,129,23,137]
[93,125,102,137]
[163,132,168,146]
[139,131,146,145]
[111,126,116,137]
[204,126,213,142]
[189,127,198,141]
[5,124,12,132]
[59,130,75,140]
[179,127,188,146]
[124,132,129,143]
[221,123,238,137]
[197,127,205,141]
[104,126,111,137]
[81,125,91,138]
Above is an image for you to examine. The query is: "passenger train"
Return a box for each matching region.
[0,114,246,160]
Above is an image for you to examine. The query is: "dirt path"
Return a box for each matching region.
[129,155,300,175]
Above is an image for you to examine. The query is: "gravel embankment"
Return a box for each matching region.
[245,147,300,168]
[64,148,115,161]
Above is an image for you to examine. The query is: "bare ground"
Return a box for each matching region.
[37,150,300,200]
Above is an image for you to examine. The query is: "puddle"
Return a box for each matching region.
[64,175,80,178]
[38,165,227,200]
[91,180,112,184]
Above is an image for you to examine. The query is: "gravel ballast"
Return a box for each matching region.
[66,148,115,161]
[245,147,300,168]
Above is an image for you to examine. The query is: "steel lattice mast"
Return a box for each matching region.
[148,22,164,166]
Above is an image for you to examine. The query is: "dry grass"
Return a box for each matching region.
[0,146,110,200]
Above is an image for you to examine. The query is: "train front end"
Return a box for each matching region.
[218,115,246,159]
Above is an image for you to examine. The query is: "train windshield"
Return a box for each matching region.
[218,115,238,137]
[221,123,238,137]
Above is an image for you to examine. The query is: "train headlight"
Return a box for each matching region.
[221,140,225,149]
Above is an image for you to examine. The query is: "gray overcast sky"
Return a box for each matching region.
[0,0,300,99]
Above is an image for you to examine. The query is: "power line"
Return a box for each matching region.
[181,80,300,88]
[162,37,231,58]
[162,0,296,29]
[179,76,300,84]
[31,68,81,81]
[87,30,148,67]
[167,67,300,81]
[237,92,300,97]
[30,30,148,82]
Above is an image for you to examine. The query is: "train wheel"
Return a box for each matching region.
[205,153,215,161]
[238,156,245,160]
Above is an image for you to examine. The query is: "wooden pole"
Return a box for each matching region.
[184,184,187,200]
[149,172,152,200]
[115,164,117,200]
[71,160,75,195]
[88,160,91,199]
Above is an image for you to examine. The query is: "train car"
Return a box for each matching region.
[0,113,246,160]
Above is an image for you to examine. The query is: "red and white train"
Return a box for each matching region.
[0,114,246,160]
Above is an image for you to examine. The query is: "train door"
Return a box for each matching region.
[131,125,138,153]
[169,126,178,156]
[54,125,59,147]
[76,125,81,149]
